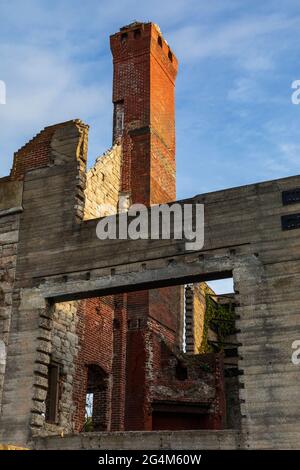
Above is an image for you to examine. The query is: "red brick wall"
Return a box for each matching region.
[9,122,75,180]
[125,328,151,430]
[110,25,151,197]
[72,297,114,432]
[129,132,151,205]
[110,22,178,205]
[124,289,180,431]
[149,286,182,335]
[111,294,127,431]
[10,127,54,180]
[124,290,149,430]
[150,332,227,431]
[149,38,177,205]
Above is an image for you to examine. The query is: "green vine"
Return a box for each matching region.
[200,293,235,353]
[83,416,94,432]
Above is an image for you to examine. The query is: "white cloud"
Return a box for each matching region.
[279,143,300,163]
[227,77,258,102]
[0,41,112,176]
[240,55,274,72]
[168,13,300,67]
[263,143,300,175]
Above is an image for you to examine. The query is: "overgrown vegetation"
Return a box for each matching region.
[200,293,235,353]
[83,416,93,432]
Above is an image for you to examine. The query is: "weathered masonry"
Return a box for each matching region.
[0,21,300,450]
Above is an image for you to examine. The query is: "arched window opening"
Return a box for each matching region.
[83,364,109,432]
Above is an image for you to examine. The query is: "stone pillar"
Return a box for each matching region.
[0,289,48,445]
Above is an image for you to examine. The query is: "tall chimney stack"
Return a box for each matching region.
[110,21,178,205]
[110,23,180,432]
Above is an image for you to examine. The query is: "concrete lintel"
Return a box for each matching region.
[38,252,258,302]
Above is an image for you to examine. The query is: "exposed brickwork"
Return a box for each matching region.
[110,22,177,205]
[151,345,225,430]
[10,120,88,181]
[110,294,127,431]
[73,297,114,432]
[149,286,182,336]
[10,127,55,181]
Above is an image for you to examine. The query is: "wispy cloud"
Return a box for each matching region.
[227,78,261,103]
[169,13,299,65]
[1,0,300,198]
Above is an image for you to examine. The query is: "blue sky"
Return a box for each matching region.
[1,1,300,292]
[1,0,300,197]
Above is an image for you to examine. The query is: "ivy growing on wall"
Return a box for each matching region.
[200,293,235,353]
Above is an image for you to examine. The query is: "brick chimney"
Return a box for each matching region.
[110,21,178,205]
[110,23,182,432]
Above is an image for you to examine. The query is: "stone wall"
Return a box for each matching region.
[32,301,80,437]
[0,211,20,409]
[2,125,300,446]
[84,144,122,219]
[0,179,23,411]
[32,143,123,436]
[0,133,124,438]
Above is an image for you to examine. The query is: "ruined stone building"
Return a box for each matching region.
[0,22,299,449]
